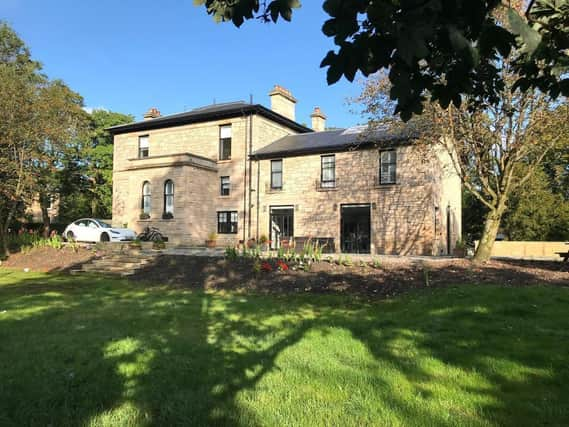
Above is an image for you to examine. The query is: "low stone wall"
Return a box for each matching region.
[478,241,569,260]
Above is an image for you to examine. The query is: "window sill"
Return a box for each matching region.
[137,218,176,223]
[316,186,338,192]
[266,188,283,194]
[217,159,232,164]
[219,195,231,198]
[374,182,398,188]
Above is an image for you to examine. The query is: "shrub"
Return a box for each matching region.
[7,230,65,253]
[225,246,238,260]
[371,258,382,269]
[139,212,150,220]
[252,259,261,274]
[259,234,268,244]
[261,261,273,272]
[208,232,218,241]
[162,212,174,220]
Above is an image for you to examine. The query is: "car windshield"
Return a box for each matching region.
[96,220,112,229]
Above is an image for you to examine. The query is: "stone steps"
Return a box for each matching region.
[71,251,162,277]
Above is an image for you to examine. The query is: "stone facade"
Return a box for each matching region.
[112,113,295,245]
[252,145,461,256]
[111,97,461,254]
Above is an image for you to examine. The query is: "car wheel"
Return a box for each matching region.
[66,231,75,242]
[100,233,110,242]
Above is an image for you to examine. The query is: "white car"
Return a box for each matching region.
[63,219,136,243]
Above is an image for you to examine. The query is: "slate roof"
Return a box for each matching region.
[251,124,418,159]
[107,101,312,135]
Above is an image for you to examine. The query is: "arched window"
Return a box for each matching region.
[141,181,151,216]
[163,180,174,217]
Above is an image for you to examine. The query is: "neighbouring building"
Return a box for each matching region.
[109,85,461,255]
[26,195,59,225]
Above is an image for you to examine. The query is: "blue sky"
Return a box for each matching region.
[3,0,365,128]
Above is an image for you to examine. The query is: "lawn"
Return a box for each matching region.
[0,270,568,426]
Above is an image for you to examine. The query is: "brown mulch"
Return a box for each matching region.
[131,255,569,298]
[0,246,100,273]
[1,247,567,298]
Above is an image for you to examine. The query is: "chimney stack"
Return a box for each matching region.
[143,107,161,120]
[269,85,297,121]
[310,107,327,132]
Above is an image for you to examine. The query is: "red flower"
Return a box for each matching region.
[261,262,273,272]
[277,260,289,271]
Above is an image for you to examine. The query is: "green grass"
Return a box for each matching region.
[1,269,568,426]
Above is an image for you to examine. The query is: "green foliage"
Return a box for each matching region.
[196,1,569,121]
[502,168,569,241]
[252,258,261,274]
[0,22,88,249]
[511,0,569,100]
[225,246,239,260]
[462,190,488,244]
[6,231,64,253]
[371,258,382,269]
[300,238,325,263]
[82,109,134,218]
[195,0,300,27]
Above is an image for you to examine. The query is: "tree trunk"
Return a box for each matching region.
[473,205,505,263]
[0,228,7,259]
[41,205,50,238]
[1,204,18,257]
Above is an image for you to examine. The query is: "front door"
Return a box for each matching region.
[270,207,294,249]
[341,204,371,253]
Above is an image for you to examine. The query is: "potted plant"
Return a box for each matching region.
[162,212,174,220]
[206,232,217,248]
[247,238,257,249]
[139,211,150,220]
[259,234,269,251]
[453,239,467,257]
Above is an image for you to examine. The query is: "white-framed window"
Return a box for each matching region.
[163,180,174,216]
[219,125,232,160]
[271,159,283,189]
[380,150,397,184]
[220,176,230,196]
[321,155,336,188]
[138,135,149,158]
[142,181,151,215]
[217,211,238,234]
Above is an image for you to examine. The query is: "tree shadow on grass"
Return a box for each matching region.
[0,271,568,426]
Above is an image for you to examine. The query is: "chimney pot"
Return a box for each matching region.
[143,107,161,120]
[310,106,327,132]
[269,85,297,121]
